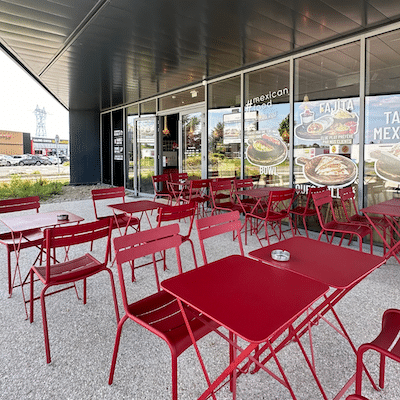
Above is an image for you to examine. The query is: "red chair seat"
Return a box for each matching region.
[127,290,217,355]
[32,253,102,283]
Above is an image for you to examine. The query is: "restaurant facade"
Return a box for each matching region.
[100,21,400,213]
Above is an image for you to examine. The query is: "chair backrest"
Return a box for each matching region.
[188,179,210,200]
[113,224,183,308]
[190,178,210,190]
[210,179,235,207]
[234,178,254,191]
[43,217,113,284]
[91,186,126,219]
[157,202,196,237]
[312,189,336,227]
[265,188,295,216]
[339,186,358,221]
[0,196,40,215]
[302,186,328,211]
[169,172,188,182]
[196,211,244,264]
[152,173,170,194]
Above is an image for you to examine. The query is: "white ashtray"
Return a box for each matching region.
[57,214,69,221]
[271,249,290,262]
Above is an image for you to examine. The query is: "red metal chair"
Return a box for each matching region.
[195,210,244,265]
[291,186,327,238]
[312,189,373,253]
[355,309,400,397]
[0,196,43,295]
[346,395,369,400]
[108,224,217,400]
[152,173,173,205]
[234,178,257,211]
[29,217,120,363]
[339,186,390,252]
[185,178,211,218]
[91,186,140,234]
[249,188,296,246]
[210,179,241,215]
[169,171,188,182]
[157,201,198,270]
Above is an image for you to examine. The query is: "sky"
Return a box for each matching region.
[0,49,69,140]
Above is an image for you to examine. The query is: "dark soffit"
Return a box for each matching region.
[1,0,400,112]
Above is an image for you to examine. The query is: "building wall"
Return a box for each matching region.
[69,109,101,185]
[0,130,24,154]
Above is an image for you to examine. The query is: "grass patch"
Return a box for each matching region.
[0,176,66,200]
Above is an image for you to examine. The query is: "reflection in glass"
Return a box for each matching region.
[208,77,241,178]
[136,118,156,194]
[126,105,138,189]
[365,30,400,206]
[182,111,202,178]
[244,62,290,187]
[294,43,360,197]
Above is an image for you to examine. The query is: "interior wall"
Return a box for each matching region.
[69,109,101,185]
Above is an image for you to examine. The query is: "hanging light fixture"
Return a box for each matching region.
[162,115,170,136]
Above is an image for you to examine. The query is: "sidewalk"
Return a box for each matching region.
[1,197,400,399]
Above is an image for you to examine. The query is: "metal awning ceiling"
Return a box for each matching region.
[1,0,400,112]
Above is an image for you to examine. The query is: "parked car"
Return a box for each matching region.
[37,155,52,165]
[48,156,62,164]
[16,154,44,166]
[0,155,19,166]
[59,155,69,163]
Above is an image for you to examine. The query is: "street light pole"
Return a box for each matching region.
[55,135,60,174]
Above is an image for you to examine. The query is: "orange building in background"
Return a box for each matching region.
[0,131,29,155]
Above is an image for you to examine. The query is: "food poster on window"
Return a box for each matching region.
[137,119,156,144]
[365,95,400,184]
[244,89,290,175]
[294,98,360,188]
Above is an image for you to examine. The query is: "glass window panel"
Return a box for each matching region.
[140,99,156,115]
[159,86,205,111]
[365,30,400,205]
[294,43,360,197]
[126,105,138,189]
[244,62,290,187]
[208,77,241,178]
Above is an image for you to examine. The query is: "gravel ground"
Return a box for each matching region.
[41,184,126,203]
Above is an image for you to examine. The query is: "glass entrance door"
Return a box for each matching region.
[135,117,157,194]
[180,109,203,178]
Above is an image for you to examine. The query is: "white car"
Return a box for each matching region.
[0,155,20,166]
[48,156,62,164]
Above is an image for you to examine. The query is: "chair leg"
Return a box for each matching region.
[109,315,129,384]
[83,278,87,304]
[105,268,120,323]
[379,353,386,388]
[171,352,179,400]
[303,215,309,238]
[30,269,35,323]
[40,286,52,363]
[188,238,198,269]
[7,248,11,295]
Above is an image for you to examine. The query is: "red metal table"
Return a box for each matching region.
[108,200,166,233]
[249,236,386,399]
[361,199,400,262]
[0,210,84,317]
[161,254,329,399]
[236,186,289,209]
